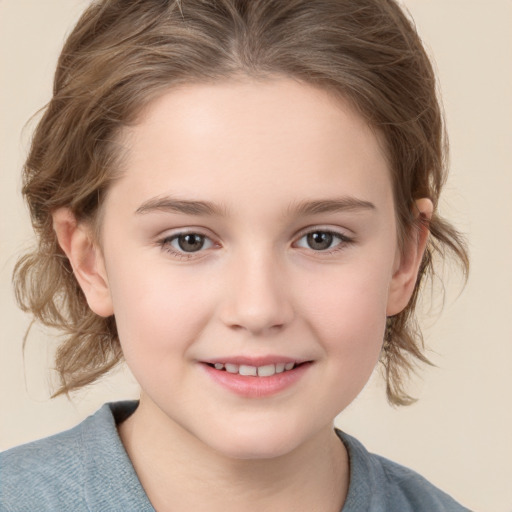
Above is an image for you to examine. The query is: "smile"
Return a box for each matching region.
[206,362,297,377]
[201,360,312,398]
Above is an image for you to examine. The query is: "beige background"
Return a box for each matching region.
[1,1,511,511]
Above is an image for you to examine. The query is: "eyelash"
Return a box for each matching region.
[158,228,354,260]
[294,228,353,255]
[158,231,215,260]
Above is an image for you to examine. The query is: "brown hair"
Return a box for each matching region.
[13,0,468,405]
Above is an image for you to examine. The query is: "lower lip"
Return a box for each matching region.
[201,363,312,398]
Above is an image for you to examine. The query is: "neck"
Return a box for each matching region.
[118,399,349,512]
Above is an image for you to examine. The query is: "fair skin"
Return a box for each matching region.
[53,77,432,512]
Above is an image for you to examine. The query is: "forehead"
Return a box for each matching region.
[109,77,392,216]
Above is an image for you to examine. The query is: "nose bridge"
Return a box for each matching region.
[220,244,293,334]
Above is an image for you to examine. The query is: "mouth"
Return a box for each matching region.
[200,359,313,398]
[203,361,307,377]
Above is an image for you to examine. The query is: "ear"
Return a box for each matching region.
[52,208,114,317]
[386,198,433,316]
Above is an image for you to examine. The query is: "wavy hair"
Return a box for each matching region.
[13,0,469,405]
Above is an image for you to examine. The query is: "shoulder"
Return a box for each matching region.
[0,401,151,512]
[0,416,88,511]
[372,454,471,511]
[336,430,473,512]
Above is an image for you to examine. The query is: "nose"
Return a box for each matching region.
[219,250,294,335]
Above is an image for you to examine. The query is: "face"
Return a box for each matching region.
[76,78,421,459]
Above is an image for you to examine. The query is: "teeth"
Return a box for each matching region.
[275,363,285,373]
[225,363,238,373]
[257,364,276,377]
[239,365,257,376]
[212,362,297,376]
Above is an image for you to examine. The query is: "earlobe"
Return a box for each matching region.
[52,208,114,317]
[386,198,433,316]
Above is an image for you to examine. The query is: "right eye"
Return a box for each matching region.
[160,232,215,255]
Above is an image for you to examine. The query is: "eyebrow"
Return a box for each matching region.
[286,197,376,217]
[135,195,376,217]
[135,196,229,216]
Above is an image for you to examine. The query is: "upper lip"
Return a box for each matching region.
[202,356,311,366]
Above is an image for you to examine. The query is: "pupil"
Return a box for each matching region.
[178,234,204,252]
[307,231,333,250]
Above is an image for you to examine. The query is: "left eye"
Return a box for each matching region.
[166,233,214,253]
[295,230,346,251]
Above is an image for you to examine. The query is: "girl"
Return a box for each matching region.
[1,1,472,510]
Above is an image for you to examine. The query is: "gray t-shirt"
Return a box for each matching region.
[0,401,471,511]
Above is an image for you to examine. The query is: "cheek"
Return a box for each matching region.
[106,261,215,365]
[300,261,390,377]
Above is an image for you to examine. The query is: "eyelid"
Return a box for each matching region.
[292,225,354,253]
[293,224,353,241]
[157,228,220,259]
[156,224,354,260]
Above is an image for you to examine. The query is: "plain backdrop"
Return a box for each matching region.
[1,1,511,511]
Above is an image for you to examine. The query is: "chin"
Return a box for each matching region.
[202,420,311,461]
[213,437,298,461]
